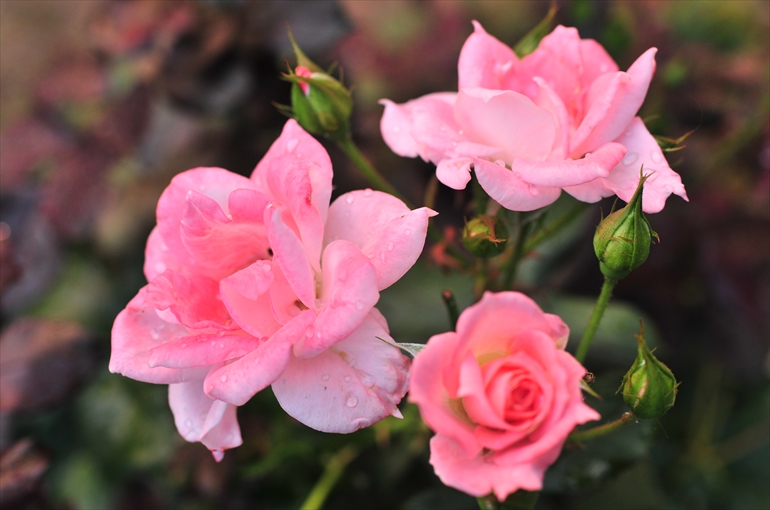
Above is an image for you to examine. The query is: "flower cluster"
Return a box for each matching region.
[381,22,688,213]
[110,120,436,460]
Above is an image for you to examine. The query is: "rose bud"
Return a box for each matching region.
[593,173,658,280]
[461,215,508,258]
[619,323,677,419]
[284,34,352,141]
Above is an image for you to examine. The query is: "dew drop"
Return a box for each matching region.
[287,138,299,152]
[155,262,166,274]
[344,375,351,382]
[219,343,224,348]
[316,331,322,338]
[211,340,216,346]
[625,130,633,137]
[151,329,160,340]
[393,126,401,133]
[363,188,373,197]
[494,159,506,167]
[440,125,447,132]
[404,229,411,235]
[161,243,168,251]
[345,395,358,407]
[458,129,464,135]
[528,185,540,196]
[355,301,364,310]
[185,419,193,428]
[622,152,638,166]
[650,150,663,164]
[199,185,205,191]
[344,210,350,217]
[367,252,374,259]
[380,252,386,262]
[345,195,355,204]
[322,374,330,381]
[220,375,228,383]
[387,242,394,251]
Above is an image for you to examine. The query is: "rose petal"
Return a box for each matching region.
[512,142,627,188]
[144,270,234,330]
[272,313,409,433]
[148,332,262,369]
[458,20,519,90]
[264,204,316,309]
[324,190,436,290]
[219,260,282,338]
[473,158,562,212]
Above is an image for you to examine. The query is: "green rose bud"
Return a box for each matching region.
[619,322,678,419]
[282,33,353,141]
[593,172,659,280]
[462,215,508,258]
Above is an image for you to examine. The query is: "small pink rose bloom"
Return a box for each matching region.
[110,119,436,460]
[409,292,600,500]
[381,22,688,213]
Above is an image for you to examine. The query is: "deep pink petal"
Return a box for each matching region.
[204,310,316,406]
[251,120,332,266]
[456,352,509,430]
[272,313,409,433]
[324,190,436,290]
[179,189,270,280]
[606,117,688,213]
[518,26,585,107]
[264,204,316,309]
[409,332,482,458]
[293,240,379,358]
[144,270,234,330]
[458,21,519,90]
[511,142,626,188]
[473,158,562,212]
[109,287,206,384]
[429,435,544,500]
[455,88,555,164]
[268,261,305,325]
[219,260,283,338]
[168,379,242,461]
[148,332,262,369]
[545,313,570,350]
[571,48,657,156]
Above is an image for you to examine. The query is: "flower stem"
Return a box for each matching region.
[442,289,460,330]
[575,276,617,364]
[501,213,530,290]
[336,136,409,206]
[299,446,358,510]
[478,490,539,510]
[568,412,636,443]
[522,202,588,254]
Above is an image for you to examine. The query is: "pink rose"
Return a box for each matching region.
[409,292,600,499]
[381,22,687,213]
[110,119,436,460]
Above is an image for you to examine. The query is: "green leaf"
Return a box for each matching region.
[513,4,558,58]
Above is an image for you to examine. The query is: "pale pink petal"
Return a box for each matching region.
[456,352,509,430]
[144,270,234,330]
[533,77,571,159]
[606,117,688,213]
[268,261,306,325]
[561,178,614,204]
[293,240,379,358]
[571,48,657,156]
[436,157,474,190]
[204,310,316,406]
[144,227,184,282]
[168,380,242,460]
[580,39,619,83]
[272,313,409,433]
[518,26,584,106]
[264,204,316,309]
[545,313,570,350]
[379,99,422,158]
[455,88,555,165]
[429,435,544,500]
[148,332,262,369]
[156,167,259,275]
[458,21,518,90]
[511,142,626,187]
[473,158,562,212]
[251,120,331,265]
[409,332,482,458]
[410,94,465,162]
[324,190,436,290]
[180,190,270,280]
[219,260,282,338]
[110,287,207,384]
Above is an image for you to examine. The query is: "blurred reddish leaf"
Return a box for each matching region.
[0,439,48,506]
[0,118,70,192]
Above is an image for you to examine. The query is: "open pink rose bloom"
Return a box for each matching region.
[110,119,436,460]
[409,292,600,499]
[381,22,688,213]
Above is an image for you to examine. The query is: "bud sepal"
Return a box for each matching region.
[462,215,508,258]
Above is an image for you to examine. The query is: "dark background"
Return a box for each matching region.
[1,1,768,509]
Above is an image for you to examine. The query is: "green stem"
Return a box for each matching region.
[501,213,529,290]
[300,446,358,510]
[337,136,408,206]
[568,412,635,443]
[522,202,588,254]
[472,174,488,216]
[575,276,617,364]
[474,258,489,300]
[442,289,460,330]
[478,490,539,510]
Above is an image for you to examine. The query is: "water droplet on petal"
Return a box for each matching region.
[344,210,350,217]
[363,188,373,197]
[199,185,205,191]
[219,343,224,348]
[651,150,663,164]
[345,195,355,204]
[151,329,159,340]
[528,185,540,196]
[625,130,633,137]
[220,375,228,383]
[380,252,386,262]
[155,262,166,274]
[367,252,374,259]
[494,159,506,167]
[185,419,193,428]
[404,229,411,235]
[387,242,394,251]
[393,126,401,133]
[345,395,358,407]
[322,374,330,381]
[344,375,351,382]
[287,139,299,152]
[316,331,322,338]
[355,301,364,310]
[440,125,447,132]
[459,129,464,135]
[623,153,638,166]
[161,243,168,251]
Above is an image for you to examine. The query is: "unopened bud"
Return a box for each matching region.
[462,215,508,258]
[593,173,658,280]
[619,322,677,419]
[284,33,352,140]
